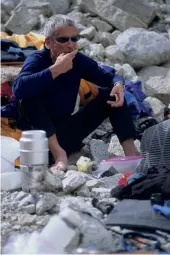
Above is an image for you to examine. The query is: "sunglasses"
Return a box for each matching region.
[52,35,80,44]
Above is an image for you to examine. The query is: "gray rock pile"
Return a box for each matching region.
[1,0,170,252]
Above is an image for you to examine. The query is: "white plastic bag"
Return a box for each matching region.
[3,213,79,254]
[1,171,22,191]
[1,136,20,173]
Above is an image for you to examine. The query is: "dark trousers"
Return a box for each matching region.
[18,89,136,155]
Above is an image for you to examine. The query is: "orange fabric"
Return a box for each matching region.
[1,118,22,141]
[79,79,99,105]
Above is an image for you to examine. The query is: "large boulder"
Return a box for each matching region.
[93,32,115,47]
[90,18,113,32]
[4,0,54,34]
[111,0,156,25]
[138,66,170,104]
[105,45,125,64]
[47,0,70,14]
[72,0,147,31]
[1,0,20,14]
[116,28,170,68]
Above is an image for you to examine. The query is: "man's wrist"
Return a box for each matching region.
[49,65,60,79]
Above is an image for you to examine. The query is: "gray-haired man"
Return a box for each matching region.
[12,14,138,172]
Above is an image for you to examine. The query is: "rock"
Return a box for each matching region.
[91,188,111,198]
[116,28,170,68]
[15,191,28,201]
[19,214,37,226]
[76,184,91,197]
[60,197,102,219]
[86,179,104,190]
[163,59,170,68]
[108,135,124,156]
[12,225,21,230]
[36,215,51,227]
[121,64,139,81]
[20,204,36,214]
[4,0,54,34]
[165,0,170,4]
[105,45,125,64]
[94,129,107,137]
[60,207,114,252]
[18,194,35,208]
[1,9,10,24]
[90,18,113,32]
[90,139,110,165]
[62,173,87,193]
[92,0,147,31]
[93,32,115,47]
[50,169,65,180]
[75,0,147,31]
[36,193,57,215]
[99,118,113,133]
[80,26,96,40]
[144,97,166,121]
[100,174,123,189]
[138,66,170,105]
[138,65,168,85]
[89,43,105,62]
[67,10,89,26]
[44,170,63,191]
[67,165,78,171]
[78,38,91,50]
[112,0,156,25]
[168,29,170,39]
[1,66,21,83]
[5,7,39,34]
[47,0,70,14]
[1,0,20,14]
[112,30,122,41]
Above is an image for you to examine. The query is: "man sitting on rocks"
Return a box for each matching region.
[12,14,138,171]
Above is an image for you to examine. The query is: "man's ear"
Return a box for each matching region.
[44,37,50,49]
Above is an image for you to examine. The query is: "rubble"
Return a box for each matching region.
[1,0,170,252]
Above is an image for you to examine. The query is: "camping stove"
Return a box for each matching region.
[19,130,49,192]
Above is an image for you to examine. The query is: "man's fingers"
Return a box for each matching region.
[68,50,78,58]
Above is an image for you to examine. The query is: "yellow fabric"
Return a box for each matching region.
[1,118,22,167]
[0,32,45,50]
[79,79,99,105]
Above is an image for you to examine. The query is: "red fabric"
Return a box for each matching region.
[118,171,133,185]
[1,80,13,98]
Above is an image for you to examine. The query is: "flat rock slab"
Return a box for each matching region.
[112,0,156,25]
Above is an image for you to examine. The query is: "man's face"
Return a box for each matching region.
[45,25,79,61]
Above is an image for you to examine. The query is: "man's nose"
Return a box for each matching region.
[67,39,76,47]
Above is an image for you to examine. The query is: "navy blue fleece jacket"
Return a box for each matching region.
[12,49,124,116]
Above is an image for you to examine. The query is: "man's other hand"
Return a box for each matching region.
[107,82,124,107]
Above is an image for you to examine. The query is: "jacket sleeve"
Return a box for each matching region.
[76,53,125,88]
[12,55,54,99]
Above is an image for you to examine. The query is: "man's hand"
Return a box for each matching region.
[50,148,68,173]
[107,82,124,107]
[50,50,78,79]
